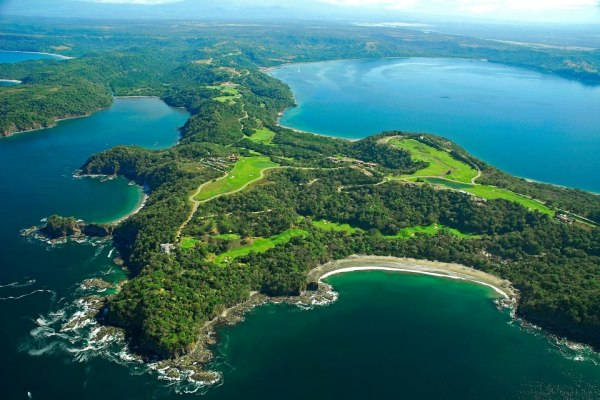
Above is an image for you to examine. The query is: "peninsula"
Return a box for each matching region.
[2,18,600,380]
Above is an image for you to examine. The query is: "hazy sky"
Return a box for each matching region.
[1,0,599,23]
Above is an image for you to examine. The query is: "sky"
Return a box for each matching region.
[1,0,599,23]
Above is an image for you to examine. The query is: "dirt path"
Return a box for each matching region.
[175,165,283,241]
[175,165,347,241]
[471,166,481,184]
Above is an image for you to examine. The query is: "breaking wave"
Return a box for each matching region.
[0,289,55,301]
[22,278,213,394]
[0,279,36,289]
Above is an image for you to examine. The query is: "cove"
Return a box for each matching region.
[0,97,188,400]
[201,271,600,399]
[270,58,600,193]
[0,50,68,63]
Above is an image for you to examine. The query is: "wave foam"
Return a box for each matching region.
[0,279,36,289]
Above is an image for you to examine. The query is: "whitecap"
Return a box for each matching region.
[0,279,35,289]
[0,289,55,301]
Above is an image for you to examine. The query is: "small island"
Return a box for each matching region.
[23,214,112,243]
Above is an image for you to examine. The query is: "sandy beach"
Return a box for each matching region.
[0,49,73,59]
[308,255,518,302]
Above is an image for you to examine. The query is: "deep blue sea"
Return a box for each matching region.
[271,58,600,192]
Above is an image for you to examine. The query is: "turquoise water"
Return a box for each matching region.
[0,97,188,399]
[1,52,599,399]
[271,58,600,192]
[0,80,21,86]
[0,50,66,63]
[203,272,600,399]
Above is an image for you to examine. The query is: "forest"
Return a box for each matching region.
[3,17,600,360]
[3,17,600,135]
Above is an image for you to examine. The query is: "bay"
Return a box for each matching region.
[0,97,188,400]
[0,50,68,63]
[1,54,599,399]
[271,58,600,192]
[203,272,600,399]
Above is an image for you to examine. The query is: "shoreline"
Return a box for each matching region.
[74,172,149,226]
[274,110,360,142]
[0,49,73,59]
[2,96,186,139]
[109,191,149,226]
[114,95,160,99]
[267,63,600,195]
[157,255,518,384]
[308,255,518,303]
[1,111,96,138]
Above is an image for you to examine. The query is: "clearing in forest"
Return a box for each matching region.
[207,83,241,104]
[383,223,478,239]
[214,228,308,265]
[312,219,363,234]
[194,156,279,202]
[390,138,478,183]
[248,127,276,145]
[390,139,554,216]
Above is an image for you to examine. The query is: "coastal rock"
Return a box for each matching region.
[23,214,112,243]
[80,278,115,292]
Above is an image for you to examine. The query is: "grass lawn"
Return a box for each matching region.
[206,84,241,104]
[312,219,363,234]
[312,219,475,239]
[248,127,276,145]
[194,156,278,202]
[390,138,478,183]
[180,236,199,249]
[422,178,554,215]
[213,233,241,240]
[180,233,241,250]
[466,185,554,216]
[215,228,308,265]
[384,223,478,239]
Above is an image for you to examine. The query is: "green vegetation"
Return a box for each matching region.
[214,233,242,240]
[390,138,478,183]
[421,178,554,215]
[248,127,276,145]
[41,215,80,238]
[312,219,362,234]
[180,236,199,249]
[215,228,308,265]
[7,18,600,361]
[0,80,112,136]
[466,184,553,215]
[194,156,279,202]
[387,137,555,216]
[207,84,241,105]
[383,223,477,240]
[313,219,475,239]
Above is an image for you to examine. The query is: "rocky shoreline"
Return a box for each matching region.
[141,255,518,386]
[144,282,338,385]
[21,215,113,245]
